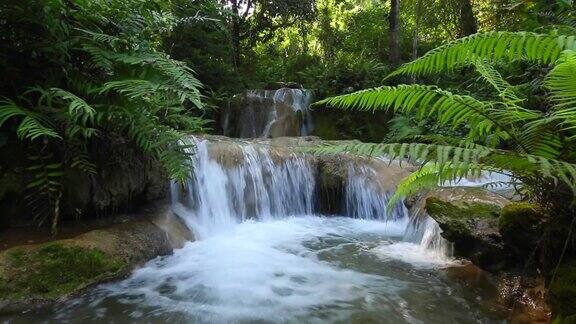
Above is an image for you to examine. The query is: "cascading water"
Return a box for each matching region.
[171,137,315,238]
[14,137,504,323]
[345,164,409,220]
[222,88,314,138]
[173,137,452,260]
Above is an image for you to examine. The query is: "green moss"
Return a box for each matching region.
[0,243,125,300]
[550,261,576,319]
[425,197,501,240]
[498,202,544,257]
[426,197,501,219]
[499,202,542,231]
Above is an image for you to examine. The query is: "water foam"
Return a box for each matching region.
[20,138,504,323]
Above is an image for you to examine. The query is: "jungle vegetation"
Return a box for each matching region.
[0,0,574,232]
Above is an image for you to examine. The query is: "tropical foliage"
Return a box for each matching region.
[0,0,209,232]
[317,31,576,206]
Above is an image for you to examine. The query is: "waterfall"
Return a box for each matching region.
[171,136,452,260]
[171,137,316,239]
[343,162,453,259]
[222,88,314,138]
[402,205,454,260]
[344,164,408,220]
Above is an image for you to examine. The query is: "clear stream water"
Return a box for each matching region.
[3,138,506,323]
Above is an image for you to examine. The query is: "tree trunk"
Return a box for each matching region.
[459,0,477,37]
[411,0,422,83]
[389,0,401,67]
[230,0,241,68]
[412,0,422,61]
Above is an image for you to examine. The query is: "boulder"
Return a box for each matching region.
[424,187,512,270]
[0,204,192,314]
[498,202,545,259]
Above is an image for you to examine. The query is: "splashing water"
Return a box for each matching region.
[171,138,315,239]
[6,138,506,323]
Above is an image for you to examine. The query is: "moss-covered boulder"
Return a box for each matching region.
[425,188,511,270]
[0,205,190,314]
[549,261,576,321]
[498,202,545,259]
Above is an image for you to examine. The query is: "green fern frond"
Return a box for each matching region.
[473,60,525,107]
[0,98,29,125]
[0,98,61,140]
[388,32,576,78]
[318,84,510,140]
[542,53,576,138]
[313,141,493,168]
[99,79,160,99]
[314,141,576,194]
[25,155,64,233]
[387,162,482,208]
[546,52,576,109]
[17,116,60,140]
[51,88,96,124]
[70,151,97,174]
[76,28,126,48]
[80,44,114,70]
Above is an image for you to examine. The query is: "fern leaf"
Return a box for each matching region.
[318,84,511,140]
[51,88,96,124]
[388,32,576,78]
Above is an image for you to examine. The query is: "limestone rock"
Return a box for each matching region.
[424,187,512,270]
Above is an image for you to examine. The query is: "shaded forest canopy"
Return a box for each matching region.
[0,0,574,230]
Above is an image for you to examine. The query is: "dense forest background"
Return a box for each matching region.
[0,0,574,228]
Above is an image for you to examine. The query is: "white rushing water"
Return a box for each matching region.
[18,138,503,323]
[171,138,316,239]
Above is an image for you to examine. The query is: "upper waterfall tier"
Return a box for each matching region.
[221,88,313,138]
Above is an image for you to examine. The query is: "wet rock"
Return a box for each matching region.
[222,89,312,138]
[316,155,347,215]
[498,202,545,259]
[496,273,550,323]
[425,187,511,271]
[0,204,191,314]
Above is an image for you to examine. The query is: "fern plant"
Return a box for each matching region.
[317,31,576,207]
[0,0,210,232]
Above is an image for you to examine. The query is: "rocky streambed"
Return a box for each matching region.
[0,135,566,322]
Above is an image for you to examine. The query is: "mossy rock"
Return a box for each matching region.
[425,196,510,270]
[425,197,501,240]
[0,208,180,314]
[549,261,576,320]
[0,243,124,302]
[498,202,544,258]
